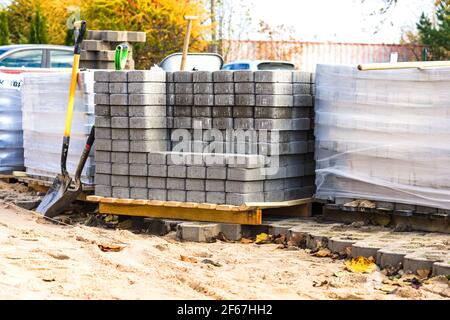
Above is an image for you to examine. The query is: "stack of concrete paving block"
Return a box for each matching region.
[168,70,316,203]
[80,30,146,70]
[94,70,168,198]
[146,151,268,204]
[94,69,316,205]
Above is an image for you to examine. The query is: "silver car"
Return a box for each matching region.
[0,44,73,69]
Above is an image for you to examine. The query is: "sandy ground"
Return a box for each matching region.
[0,203,448,300]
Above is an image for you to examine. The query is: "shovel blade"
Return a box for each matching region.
[36,174,81,218]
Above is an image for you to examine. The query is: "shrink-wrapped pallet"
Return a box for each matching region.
[21,71,95,184]
[314,64,450,210]
[0,72,25,173]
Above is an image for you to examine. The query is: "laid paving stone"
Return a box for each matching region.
[403,250,447,274]
[432,259,450,276]
[376,244,422,268]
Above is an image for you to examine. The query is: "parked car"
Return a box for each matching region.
[222,60,295,71]
[0,45,73,69]
[159,53,224,72]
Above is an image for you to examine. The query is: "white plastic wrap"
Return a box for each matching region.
[0,72,25,173]
[21,71,95,184]
[314,64,450,210]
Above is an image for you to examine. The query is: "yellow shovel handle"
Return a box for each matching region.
[64,54,80,137]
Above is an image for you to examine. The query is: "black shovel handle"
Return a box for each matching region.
[74,126,95,182]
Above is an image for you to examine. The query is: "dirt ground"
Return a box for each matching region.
[0,202,448,300]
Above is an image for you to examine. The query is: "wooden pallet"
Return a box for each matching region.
[86,196,312,225]
[0,173,18,184]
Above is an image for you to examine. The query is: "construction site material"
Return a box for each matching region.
[315,64,450,211]
[134,213,450,277]
[180,16,198,71]
[21,71,95,184]
[1,204,448,299]
[94,70,316,206]
[87,195,312,225]
[80,30,146,70]
[0,72,24,173]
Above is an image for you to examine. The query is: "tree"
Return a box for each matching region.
[417,0,449,60]
[0,10,10,45]
[28,6,48,44]
[7,0,81,44]
[207,0,253,57]
[82,0,209,69]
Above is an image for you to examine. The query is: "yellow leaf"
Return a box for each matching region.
[416,269,431,279]
[98,243,126,252]
[313,248,333,258]
[255,233,269,244]
[344,256,377,273]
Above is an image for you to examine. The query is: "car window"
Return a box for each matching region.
[0,49,43,68]
[223,63,250,70]
[0,49,7,56]
[50,50,73,68]
[258,62,295,70]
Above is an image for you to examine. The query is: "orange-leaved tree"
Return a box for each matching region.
[7,0,81,44]
[82,0,209,68]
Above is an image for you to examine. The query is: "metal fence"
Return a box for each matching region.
[222,40,424,71]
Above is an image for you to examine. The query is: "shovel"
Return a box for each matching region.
[36,20,88,217]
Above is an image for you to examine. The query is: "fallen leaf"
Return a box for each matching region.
[416,269,431,279]
[98,244,126,252]
[180,255,198,263]
[202,259,222,267]
[240,237,253,244]
[255,233,271,244]
[344,256,377,273]
[313,248,333,258]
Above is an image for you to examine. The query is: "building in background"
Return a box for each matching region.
[223,40,424,71]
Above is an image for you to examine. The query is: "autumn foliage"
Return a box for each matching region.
[5,0,209,68]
